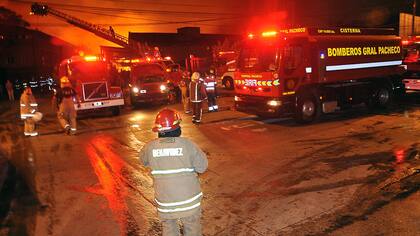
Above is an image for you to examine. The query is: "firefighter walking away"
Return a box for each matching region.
[20,87,42,136]
[54,76,80,135]
[140,109,208,236]
[204,68,218,112]
[189,72,207,124]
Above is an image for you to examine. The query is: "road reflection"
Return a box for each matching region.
[86,134,140,236]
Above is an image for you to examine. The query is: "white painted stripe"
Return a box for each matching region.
[21,114,35,117]
[151,168,195,175]
[305,67,312,73]
[326,60,402,72]
[155,192,203,207]
[157,202,201,213]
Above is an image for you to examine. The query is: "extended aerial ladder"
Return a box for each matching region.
[30,3,130,49]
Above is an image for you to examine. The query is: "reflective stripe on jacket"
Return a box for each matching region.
[140,137,208,219]
[20,93,37,119]
[189,81,207,102]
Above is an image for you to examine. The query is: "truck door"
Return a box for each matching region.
[280,38,307,94]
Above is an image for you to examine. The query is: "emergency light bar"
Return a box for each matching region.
[84,56,99,62]
[262,31,278,37]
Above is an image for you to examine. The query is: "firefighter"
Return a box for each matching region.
[179,73,191,114]
[20,87,41,136]
[139,109,208,236]
[204,68,218,112]
[189,72,207,124]
[55,76,80,135]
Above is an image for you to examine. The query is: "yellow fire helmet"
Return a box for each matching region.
[191,72,200,82]
[60,76,70,87]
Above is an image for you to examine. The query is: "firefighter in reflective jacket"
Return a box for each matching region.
[140,109,208,236]
[189,72,207,124]
[203,68,218,112]
[20,87,41,136]
[55,76,80,135]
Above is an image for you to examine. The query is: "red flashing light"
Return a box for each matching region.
[402,40,411,46]
[243,86,248,90]
[248,33,255,39]
[262,31,278,37]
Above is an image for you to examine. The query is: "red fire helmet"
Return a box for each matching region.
[152,109,182,132]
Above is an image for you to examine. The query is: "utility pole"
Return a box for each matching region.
[413,0,417,36]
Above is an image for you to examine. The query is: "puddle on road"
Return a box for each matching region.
[85,135,145,236]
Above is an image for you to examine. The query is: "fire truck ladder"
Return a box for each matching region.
[30,3,129,48]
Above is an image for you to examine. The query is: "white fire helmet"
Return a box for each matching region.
[32,112,43,122]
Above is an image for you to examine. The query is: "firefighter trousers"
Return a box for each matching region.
[24,118,36,136]
[58,106,77,133]
[207,93,217,111]
[191,101,203,123]
[161,211,202,236]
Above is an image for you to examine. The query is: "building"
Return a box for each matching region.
[0,24,74,96]
[129,27,241,67]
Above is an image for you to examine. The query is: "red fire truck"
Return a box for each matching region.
[58,55,124,115]
[129,62,175,105]
[402,38,420,91]
[234,27,406,122]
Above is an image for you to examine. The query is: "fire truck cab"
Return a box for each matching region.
[234,27,405,122]
[129,62,174,105]
[58,55,124,115]
[402,38,420,91]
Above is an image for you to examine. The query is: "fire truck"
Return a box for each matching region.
[402,37,420,91]
[234,27,406,122]
[58,55,124,115]
[129,62,175,106]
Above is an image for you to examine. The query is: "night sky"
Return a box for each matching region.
[3,0,416,51]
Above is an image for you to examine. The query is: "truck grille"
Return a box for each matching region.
[83,82,109,101]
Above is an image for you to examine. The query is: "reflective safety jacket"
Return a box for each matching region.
[20,92,37,119]
[56,87,77,108]
[203,75,217,94]
[189,80,207,103]
[140,137,208,219]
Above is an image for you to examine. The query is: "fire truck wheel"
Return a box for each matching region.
[367,85,394,110]
[295,94,320,123]
[223,77,234,90]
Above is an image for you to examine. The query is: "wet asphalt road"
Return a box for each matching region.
[0,91,419,236]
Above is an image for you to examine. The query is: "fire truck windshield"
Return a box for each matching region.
[68,61,108,80]
[238,44,280,72]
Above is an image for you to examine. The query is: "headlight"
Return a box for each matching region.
[132,87,139,93]
[160,84,167,91]
[234,96,242,102]
[267,100,282,106]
